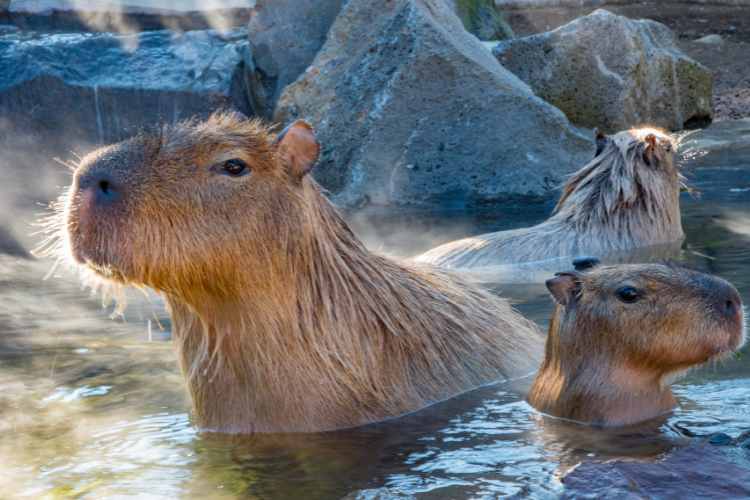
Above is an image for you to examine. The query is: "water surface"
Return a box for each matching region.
[2,120,750,498]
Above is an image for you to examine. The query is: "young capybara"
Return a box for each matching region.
[529,261,745,427]
[36,112,543,433]
[415,129,683,279]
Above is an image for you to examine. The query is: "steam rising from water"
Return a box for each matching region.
[10,0,257,40]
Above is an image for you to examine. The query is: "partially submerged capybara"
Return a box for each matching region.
[415,129,684,280]
[36,112,543,433]
[529,261,745,427]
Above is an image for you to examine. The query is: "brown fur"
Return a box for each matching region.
[36,112,543,433]
[528,263,746,427]
[415,129,684,279]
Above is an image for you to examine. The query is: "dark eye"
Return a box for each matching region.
[222,159,249,177]
[616,286,641,303]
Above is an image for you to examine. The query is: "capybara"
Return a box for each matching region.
[415,129,683,280]
[529,261,745,427]
[36,112,543,433]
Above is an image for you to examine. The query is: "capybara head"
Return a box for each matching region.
[555,128,681,226]
[547,263,744,370]
[530,262,745,426]
[54,112,320,297]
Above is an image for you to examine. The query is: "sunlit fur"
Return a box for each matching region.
[36,112,543,433]
[528,263,746,427]
[415,128,684,273]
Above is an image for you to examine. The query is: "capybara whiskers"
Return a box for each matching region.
[37,112,543,433]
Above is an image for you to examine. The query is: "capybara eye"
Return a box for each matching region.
[222,159,249,177]
[616,286,641,303]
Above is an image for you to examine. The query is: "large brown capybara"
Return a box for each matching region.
[415,129,684,281]
[36,112,543,433]
[529,261,745,427]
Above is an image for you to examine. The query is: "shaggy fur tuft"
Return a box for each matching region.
[415,128,685,279]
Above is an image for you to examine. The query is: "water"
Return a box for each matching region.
[2,120,750,498]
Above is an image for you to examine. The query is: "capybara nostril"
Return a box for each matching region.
[98,179,112,195]
[78,172,119,203]
[711,282,743,325]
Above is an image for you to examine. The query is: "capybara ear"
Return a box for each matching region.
[546,272,581,306]
[643,133,658,166]
[594,129,609,157]
[572,257,600,272]
[276,120,320,179]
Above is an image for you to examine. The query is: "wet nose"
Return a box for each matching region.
[78,171,120,204]
[713,282,743,324]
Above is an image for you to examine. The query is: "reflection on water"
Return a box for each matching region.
[2,120,750,498]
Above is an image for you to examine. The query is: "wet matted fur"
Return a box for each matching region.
[529,262,745,427]
[36,112,543,433]
[415,129,684,279]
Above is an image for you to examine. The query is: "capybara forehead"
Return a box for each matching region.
[616,127,674,151]
[580,263,710,296]
[159,113,276,167]
[77,113,278,177]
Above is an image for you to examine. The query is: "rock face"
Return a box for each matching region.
[562,441,750,499]
[275,0,593,209]
[449,0,514,40]
[493,9,713,132]
[247,0,345,117]
[0,28,254,148]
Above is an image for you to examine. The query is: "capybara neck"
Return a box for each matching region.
[170,181,541,433]
[415,128,683,272]
[529,263,745,427]
[529,311,677,426]
[47,113,543,433]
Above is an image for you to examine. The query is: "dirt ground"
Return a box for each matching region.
[505,1,750,121]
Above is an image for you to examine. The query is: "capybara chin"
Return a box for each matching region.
[37,112,543,434]
[415,128,684,280]
[529,262,745,427]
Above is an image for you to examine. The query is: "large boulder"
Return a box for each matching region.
[247,0,345,118]
[275,0,593,209]
[0,28,255,150]
[493,9,713,132]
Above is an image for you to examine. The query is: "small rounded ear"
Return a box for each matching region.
[594,129,609,157]
[572,256,600,272]
[276,120,320,179]
[546,272,582,306]
[643,133,658,166]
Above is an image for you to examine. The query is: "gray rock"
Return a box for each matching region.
[494,9,714,132]
[562,442,750,499]
[448,0,514,40]
[695,34,724,45]
[0,28,255,148]
[0,226,29,259]
[275,0,593,209]
[247,0,345,118]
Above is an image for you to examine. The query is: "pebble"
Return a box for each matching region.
[708,432,733,446]
[695,34,724,45]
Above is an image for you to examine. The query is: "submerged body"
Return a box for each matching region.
[416,129,684,281]
[529,262,745,427]
[38,113,542,433]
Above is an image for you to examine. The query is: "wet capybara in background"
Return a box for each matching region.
[416,129,683,278]
[529,262,745,427]
[37,112,543,433]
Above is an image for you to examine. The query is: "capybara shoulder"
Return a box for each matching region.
[529,262,745,426]
[38,112,543,433]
